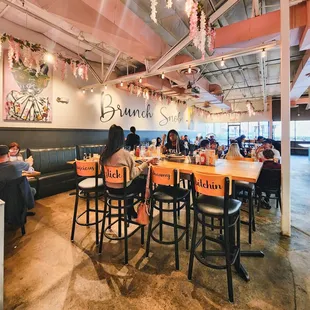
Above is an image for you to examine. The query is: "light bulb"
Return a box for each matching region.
[261,49,266,58]
[188,66,192,74]
[82,89,85,94]
[44,53,54,64]
[120,81,123,87]
[90,88,94,93]
[220,58,225,67]
[161,72,165,79]
[104,85,107,90]
[139,77,142,83]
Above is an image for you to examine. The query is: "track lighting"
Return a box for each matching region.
[188,66,192,74]
[82,89,85,94]
[220,58,225,67]
[261,49,266,58]
[90,88,94,93]
[120,81,123,87]
[161,72,165,79]
[104,85,108,90]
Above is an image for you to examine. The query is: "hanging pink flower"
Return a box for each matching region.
[61,60,66,80]
[8,38,15,69]
[189,2,198,40]
[84,64,88,80]
[185,0,194,17]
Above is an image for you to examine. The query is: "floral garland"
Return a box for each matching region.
[149,0,216,58]
[0,33,88,80]
[150,0,158,23]
[126,82,186,106]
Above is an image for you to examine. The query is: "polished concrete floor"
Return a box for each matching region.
[4,156,310,309]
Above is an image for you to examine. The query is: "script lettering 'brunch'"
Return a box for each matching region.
[100,93,183,126]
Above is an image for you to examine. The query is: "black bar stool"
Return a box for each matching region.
[235,181,256,244]
[99,166,144,265]
[145,166,191,270]
[188,172,241,302]
[71,161,105,245]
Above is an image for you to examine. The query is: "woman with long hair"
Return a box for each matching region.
[100,125,156,219]
[225,143,244,160]
[161,129,185,155]
[155,137,162,147]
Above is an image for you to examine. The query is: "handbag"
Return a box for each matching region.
[136,166,151,225]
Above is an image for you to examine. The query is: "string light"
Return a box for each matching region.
[161,72,165,79]
[139,77,142,83]
[90,88,94,93]
[104,85,107,90]
[120,81,123,87]
[82,89,85,94]
[188,66,192,74]
[44,53,54,64]
[220,58,225,67]
[261,49,266,58]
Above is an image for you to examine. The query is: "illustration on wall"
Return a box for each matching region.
[3,52,52,122]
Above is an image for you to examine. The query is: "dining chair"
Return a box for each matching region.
[188,172,241,302]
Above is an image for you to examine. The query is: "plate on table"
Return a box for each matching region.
[165,154,186,162]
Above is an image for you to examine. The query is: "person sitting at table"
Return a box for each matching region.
[194,136,200,146]
[0,145,36,214]
[161,129,185,155]
[225,143,244,160]
[8,142,33,167]
[256,136,281,153]
[256,139,281,162]
[125,126,140,151]
[156,137,162,147]
[101,125,157,219]
[209,135,216,144]
[199,138,210,149]
[256,149,281,209]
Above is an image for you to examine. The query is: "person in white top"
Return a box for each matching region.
[256,139,281,162]
[8,142,33,166]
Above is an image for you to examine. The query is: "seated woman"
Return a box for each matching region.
[155,137,162,147]
[100,125,157,219]
[161,129,185,155]
[9,142,33,167]
[225,143,244,160]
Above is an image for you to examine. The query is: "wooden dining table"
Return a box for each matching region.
[22,170,41,178]
[156,158,263,183]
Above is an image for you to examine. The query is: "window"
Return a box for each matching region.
[205,123,215,137]
[259,121,269,138]
[290,121,296,141]
[241,122,249,138]
[296,121,310,141]
[248,122,259,139]
[214,123,228,145]
[272,121,281,140]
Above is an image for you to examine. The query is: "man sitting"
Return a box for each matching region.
[257,149,281,209]
[0,145,36,214]
[256,139,281,162]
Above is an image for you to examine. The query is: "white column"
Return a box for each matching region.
[0,200,4,309]
[280,0,291,236]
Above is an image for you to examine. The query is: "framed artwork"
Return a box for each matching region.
[3,51,52,122]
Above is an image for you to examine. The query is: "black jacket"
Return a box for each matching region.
[125,133,140,150]
[0,177,34,226]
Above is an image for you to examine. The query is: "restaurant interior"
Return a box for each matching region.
[0,0,310,309]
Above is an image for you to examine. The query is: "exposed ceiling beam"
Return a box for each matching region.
[149,0,241,73]
[103,51,121,83]
[82,41,279,90]
[290,50,310,100]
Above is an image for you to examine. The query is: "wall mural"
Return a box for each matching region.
[3,52,52,122]
[100,92,188,129]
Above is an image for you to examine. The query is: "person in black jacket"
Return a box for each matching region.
[125,126,140,151]
[235,135,246,156]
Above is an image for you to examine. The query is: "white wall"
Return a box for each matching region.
[0,56,204,132]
